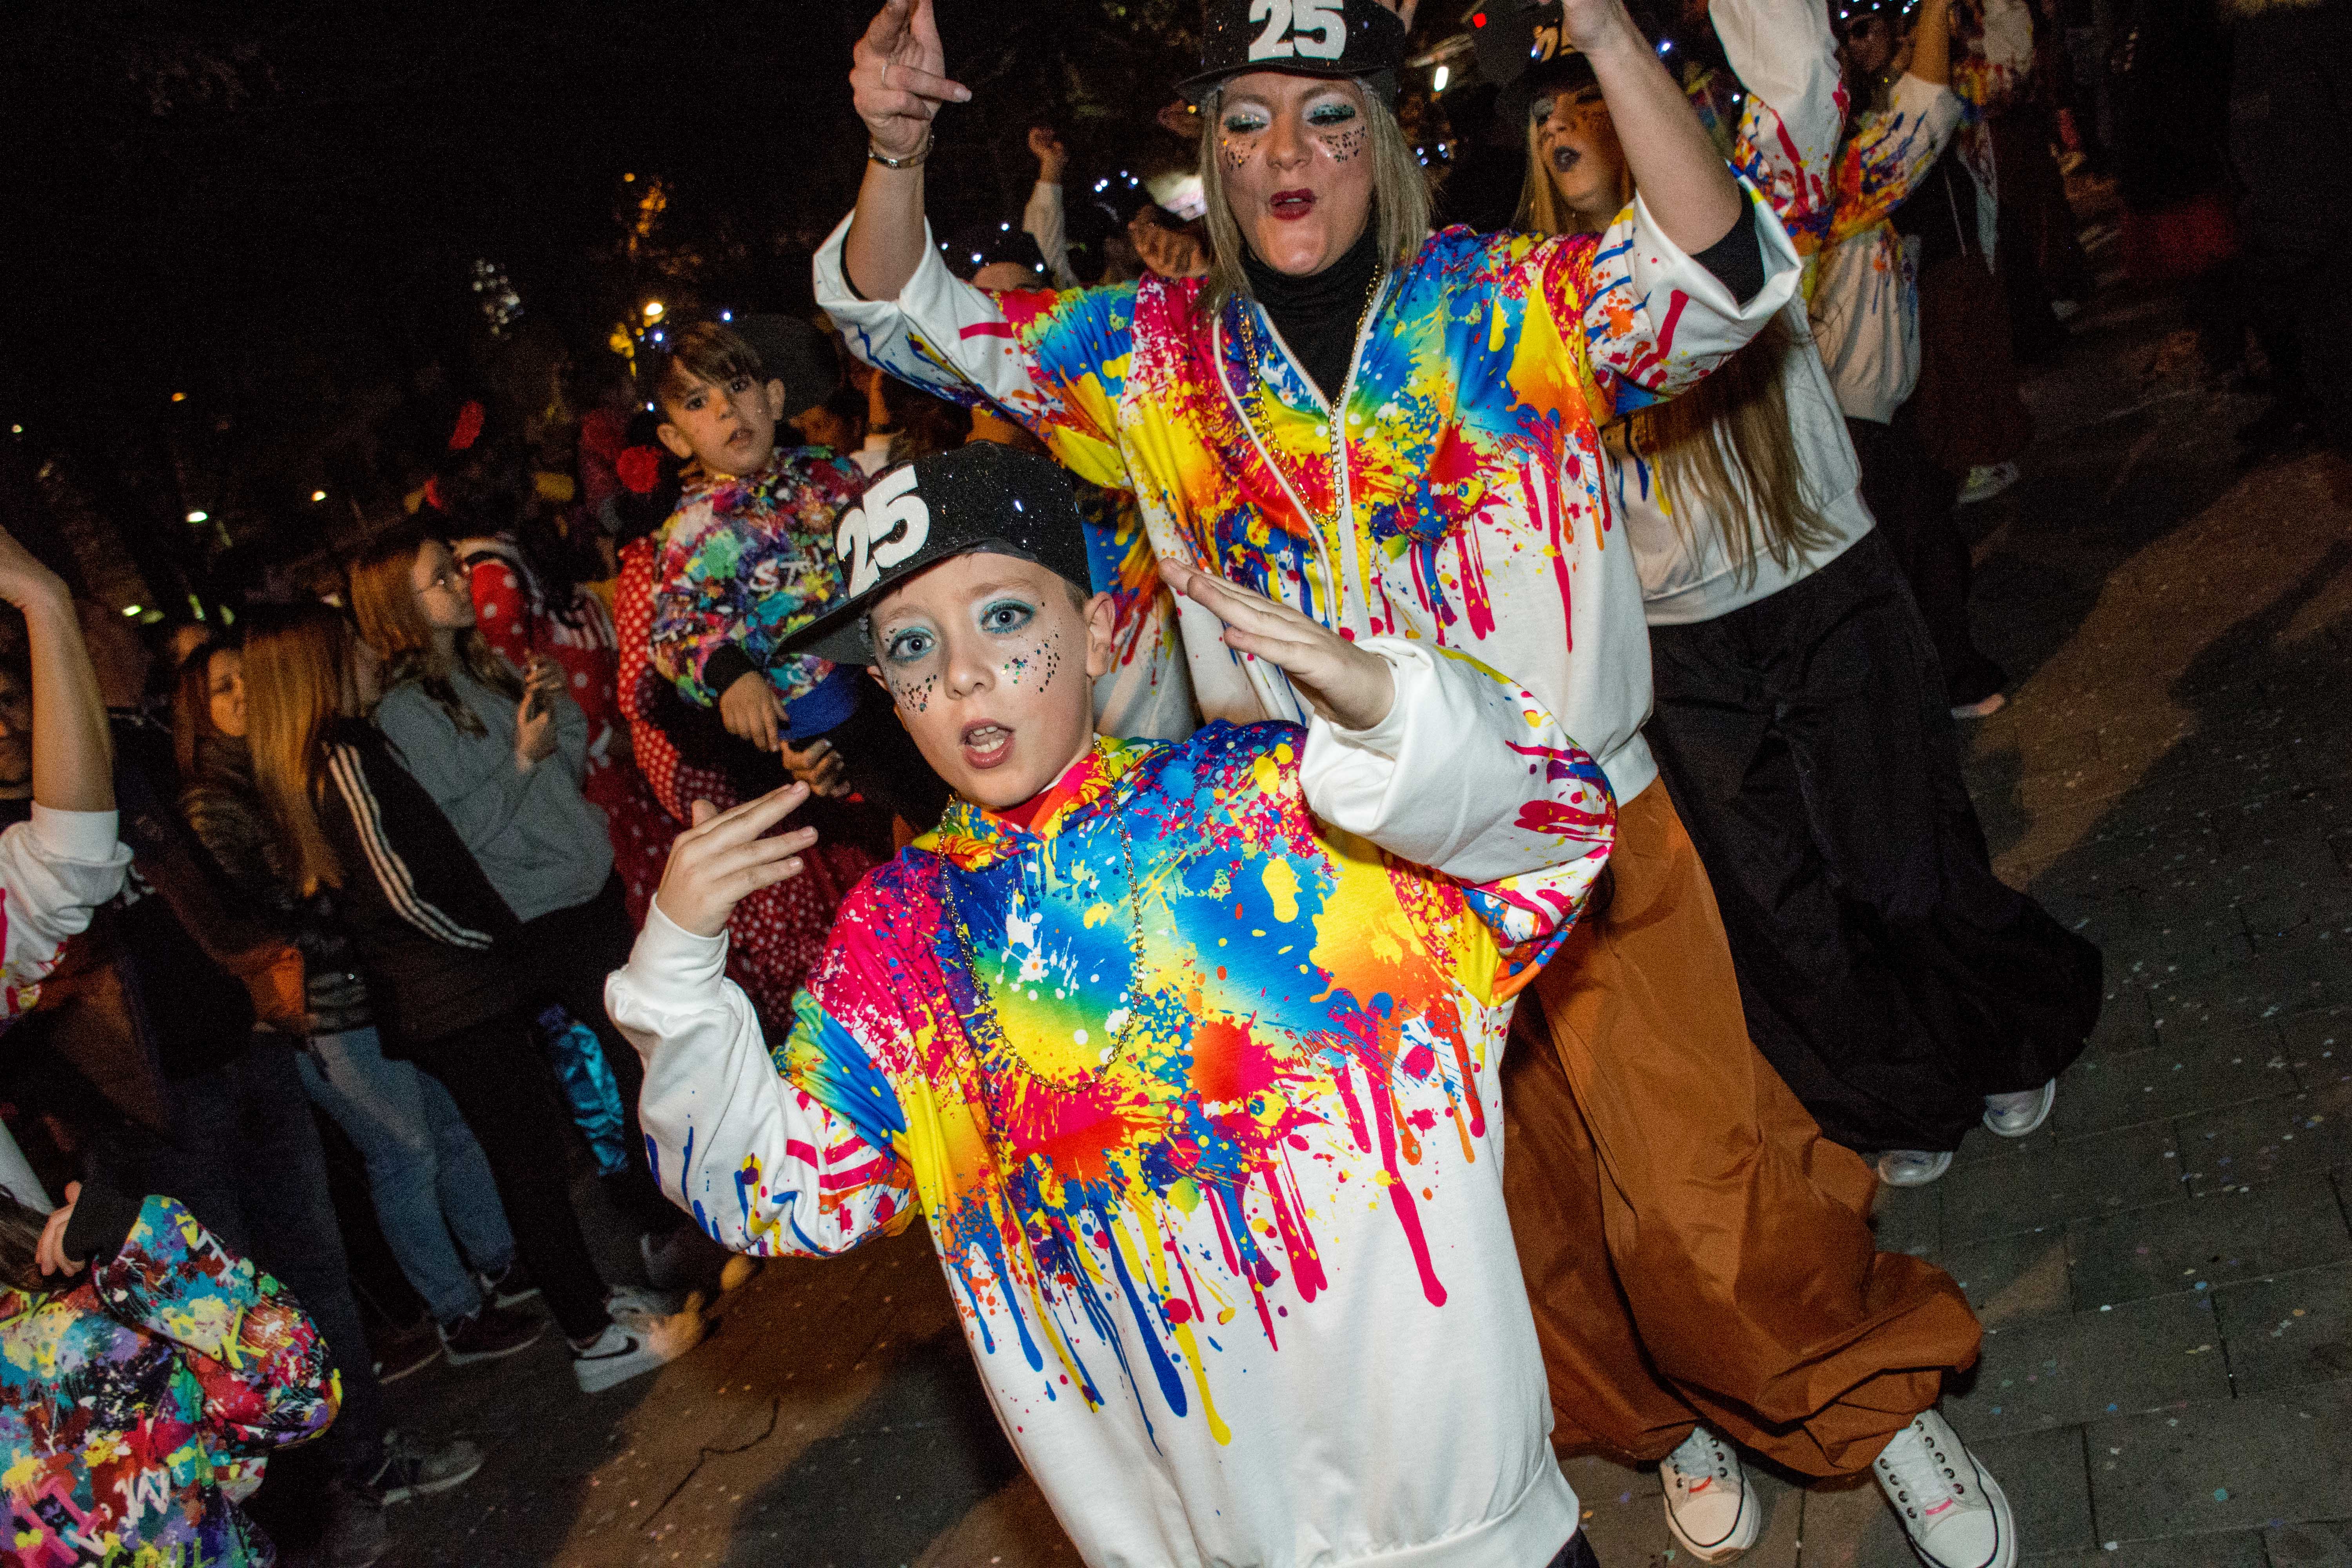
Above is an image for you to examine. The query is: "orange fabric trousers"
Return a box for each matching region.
[1500,783,1982,1477]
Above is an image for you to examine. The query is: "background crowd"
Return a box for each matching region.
[0,0,2342,1564]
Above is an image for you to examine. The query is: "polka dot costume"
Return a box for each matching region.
[614,537,871,1027]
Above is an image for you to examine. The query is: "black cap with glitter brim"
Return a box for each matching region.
[782,443,1098,667]
[1177,0,1408,104]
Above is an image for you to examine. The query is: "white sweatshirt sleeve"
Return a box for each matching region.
[609,901,916,1255]
[1298,641,1615,950]
[0,806,130,1023]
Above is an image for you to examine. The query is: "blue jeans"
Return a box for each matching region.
[297,1026,516,1325]
[1545,1532,1599,1568]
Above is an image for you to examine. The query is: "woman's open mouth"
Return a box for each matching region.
[1269,188,1317,221]
[961,722,1014,770]
[1549,145,1583,174]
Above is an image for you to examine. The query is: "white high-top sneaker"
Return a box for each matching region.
[1661,1425,1760,1563]
[1873,1410,2016,1568]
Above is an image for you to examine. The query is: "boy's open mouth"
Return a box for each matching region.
[961,721,1014,770]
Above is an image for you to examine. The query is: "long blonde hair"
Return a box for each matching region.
[1198,81,1431,313]
[347,527,521,737]
[1517,122,1835,581]
[242,603,354,898]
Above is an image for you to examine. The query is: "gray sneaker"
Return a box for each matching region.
[365,1430,487,1504]
[1982,1081,2056,1138]
[1877,1150,1955,1187]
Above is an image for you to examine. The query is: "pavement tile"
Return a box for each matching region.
[2266,1518,2352,1566]
[1790,1472,1917,1568]
[1945,1230,2073,1328]
[1973,1423,2098,1555]
[2024,1532,2267,1567]
[2177,1081,2352,1197]
[2050,1028,2295,1137]
[2087,1384,2352,1539]
[2067,1180,2352,1309]
[1940,1123,2183,1246]
[1945,1294,2231,1443]
[1871,1178,1942,1261]
[2148,945,2352,1039]
[2211,1261,2352,1398]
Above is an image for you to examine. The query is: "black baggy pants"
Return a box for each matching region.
[1644,530,2103,1153]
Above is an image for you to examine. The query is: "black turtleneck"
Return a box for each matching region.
[1241,223,1384,406]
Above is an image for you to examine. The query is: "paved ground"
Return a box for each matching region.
[360,256,2352,1566]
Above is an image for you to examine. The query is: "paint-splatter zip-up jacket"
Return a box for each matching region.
[818,192,1800,810]
[0,1191,338,1566]
[0,806,129,1026]
[1811,0,2031,422]
[612,642,1614,1568]
[646,448,866,740]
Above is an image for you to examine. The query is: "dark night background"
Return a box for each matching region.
[0,0,1288,607]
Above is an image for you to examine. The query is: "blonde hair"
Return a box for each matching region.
[347,528,521,737]
[1516,124,1834,582]
[242,603,352,898]
[1198,81,1431,313]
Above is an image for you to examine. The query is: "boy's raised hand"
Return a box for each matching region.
[654,784,820,939]
[853,0,971,161]
[1160,560,1395,733]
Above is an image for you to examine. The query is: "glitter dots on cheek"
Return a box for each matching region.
[1320,127,1367,163]
[1220,136,1254,173]
[889,670,940,713]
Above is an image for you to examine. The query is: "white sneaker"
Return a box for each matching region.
[571,1310,704,1394]
[1957,462,2020,506]
[1950,692,2007,720]
[1982,1081,2056,1138]
[1873,1410,2016,1568]
[1877,1150,1954,1186]
[1661,1425,1760,1562]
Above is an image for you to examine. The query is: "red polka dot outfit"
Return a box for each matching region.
[615,537,871,1025]
[465,548,675,925]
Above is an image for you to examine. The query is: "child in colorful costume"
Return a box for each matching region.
[610,444,1618,1568]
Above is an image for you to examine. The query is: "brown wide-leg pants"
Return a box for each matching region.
[1501,782,1982,1477]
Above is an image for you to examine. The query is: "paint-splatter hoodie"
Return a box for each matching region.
[0,806,128,1025]
[0,1187,339,1566]
[611,641,1615,1568]
[817,185,1800,812]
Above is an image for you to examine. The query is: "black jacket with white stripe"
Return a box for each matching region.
[315,718,528,1053]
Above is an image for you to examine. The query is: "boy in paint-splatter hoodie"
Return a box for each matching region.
[608,444,1617,1568]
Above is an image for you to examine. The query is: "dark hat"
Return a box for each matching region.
[1178,0,1410,105]
[1478,2,1602,128]
[785,443,1097,666]
[731,314,841,419]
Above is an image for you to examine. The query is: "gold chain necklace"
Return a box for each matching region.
[1236,260,1387,535]
[936,815,1154,1084]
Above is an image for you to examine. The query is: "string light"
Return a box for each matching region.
[122,604,142,618]
[643,301,666,321]
[1432,64,1450,92]
[171,392,187,403]
[185,510,207,523]
[311,489,327,502]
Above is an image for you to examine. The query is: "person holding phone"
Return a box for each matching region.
[347,526,682,1248]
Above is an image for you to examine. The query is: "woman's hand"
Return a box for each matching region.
[515,659,563,770]
[1028,126,1069,184]
[1160,560,1395,732]
[719,671,787,753]
[1557,0,1638,51]
[37,1182,84,1278]
[0,526,69,617]
[654,786,819,938]
[852,0,971,160]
